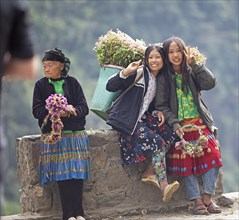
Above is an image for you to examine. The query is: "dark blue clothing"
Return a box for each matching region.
[106,67,178,168]
[106,67,150,134]
[119,113,177,166]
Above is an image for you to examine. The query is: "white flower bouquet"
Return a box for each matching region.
[93,29,146,68]
[189,46,207,64]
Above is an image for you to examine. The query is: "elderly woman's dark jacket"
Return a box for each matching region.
[155,63,216,132]
[32,76,89,133]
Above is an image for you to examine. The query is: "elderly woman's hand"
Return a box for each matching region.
[60,105,77,118]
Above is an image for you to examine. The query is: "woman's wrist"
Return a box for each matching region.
[152,110,159,117]
[119,70,127,79]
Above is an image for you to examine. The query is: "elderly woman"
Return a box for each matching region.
[32,48,89,220]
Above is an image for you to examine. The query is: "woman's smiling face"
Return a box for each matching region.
[168,41,183,71]
[148,49,164,76]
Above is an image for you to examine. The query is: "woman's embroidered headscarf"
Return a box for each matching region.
[42,48,70,77]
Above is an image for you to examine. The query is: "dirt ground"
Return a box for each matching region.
[110,192,239,220]
[1,192,238,220]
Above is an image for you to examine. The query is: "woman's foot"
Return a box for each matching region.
[190,203,209,215]
[141,163,160,189]
[202,193,222,213]
[204,201,222,213]
[162,181,180,202]
[141,162,155,178]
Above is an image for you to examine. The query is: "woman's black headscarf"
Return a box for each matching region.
[42,48,70,77]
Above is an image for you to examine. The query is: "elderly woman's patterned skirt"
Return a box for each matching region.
[39,131,90,185]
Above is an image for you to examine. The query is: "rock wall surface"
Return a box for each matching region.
[2,129,226,219]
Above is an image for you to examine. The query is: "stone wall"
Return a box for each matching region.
[15,129,223,220]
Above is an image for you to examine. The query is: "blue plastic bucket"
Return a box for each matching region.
[90,65,123,121]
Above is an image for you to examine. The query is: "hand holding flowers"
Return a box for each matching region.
[60,104,77,118]
[41,94,70,144]
[184,46,207,65]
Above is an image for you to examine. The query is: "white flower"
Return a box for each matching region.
[93,29,146,68]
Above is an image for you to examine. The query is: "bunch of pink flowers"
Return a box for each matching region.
[42,94,68,144]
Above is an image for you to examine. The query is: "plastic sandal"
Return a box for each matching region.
[141,175,160,189]
[162,181,180,203]
[205,201,222,213]
[190,204,209,215]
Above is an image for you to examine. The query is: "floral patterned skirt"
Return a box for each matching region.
[119,114,178,166]
[39,131,90,185]
[166,118,223,176]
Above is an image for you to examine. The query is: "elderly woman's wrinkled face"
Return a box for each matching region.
[43,61,64,79]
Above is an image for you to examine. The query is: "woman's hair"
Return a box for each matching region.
[42,48,70,77]
[163,36,190,92]
[144,44,166,75]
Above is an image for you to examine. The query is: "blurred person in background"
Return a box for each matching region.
[0,0,39,88]
[0,0,39,214]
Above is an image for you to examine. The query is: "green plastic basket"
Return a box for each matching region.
[90,65,123,121]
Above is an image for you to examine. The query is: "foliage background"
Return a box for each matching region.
[1,0,238,215]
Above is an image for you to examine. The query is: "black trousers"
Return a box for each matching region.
[57,179,84,220]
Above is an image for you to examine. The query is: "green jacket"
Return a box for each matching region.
[155,63,216,132]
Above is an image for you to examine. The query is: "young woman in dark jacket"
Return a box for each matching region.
[32,48,89,220]
[155,37,223,215]
[106,45,179,203]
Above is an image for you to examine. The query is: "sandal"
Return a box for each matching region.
[162,181,179,203]
[141,175,160,189]
[190,203,209,215]
[205,201,222,213]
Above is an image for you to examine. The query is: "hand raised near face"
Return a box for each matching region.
[122,60,143,77]
[183,46,196,66]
